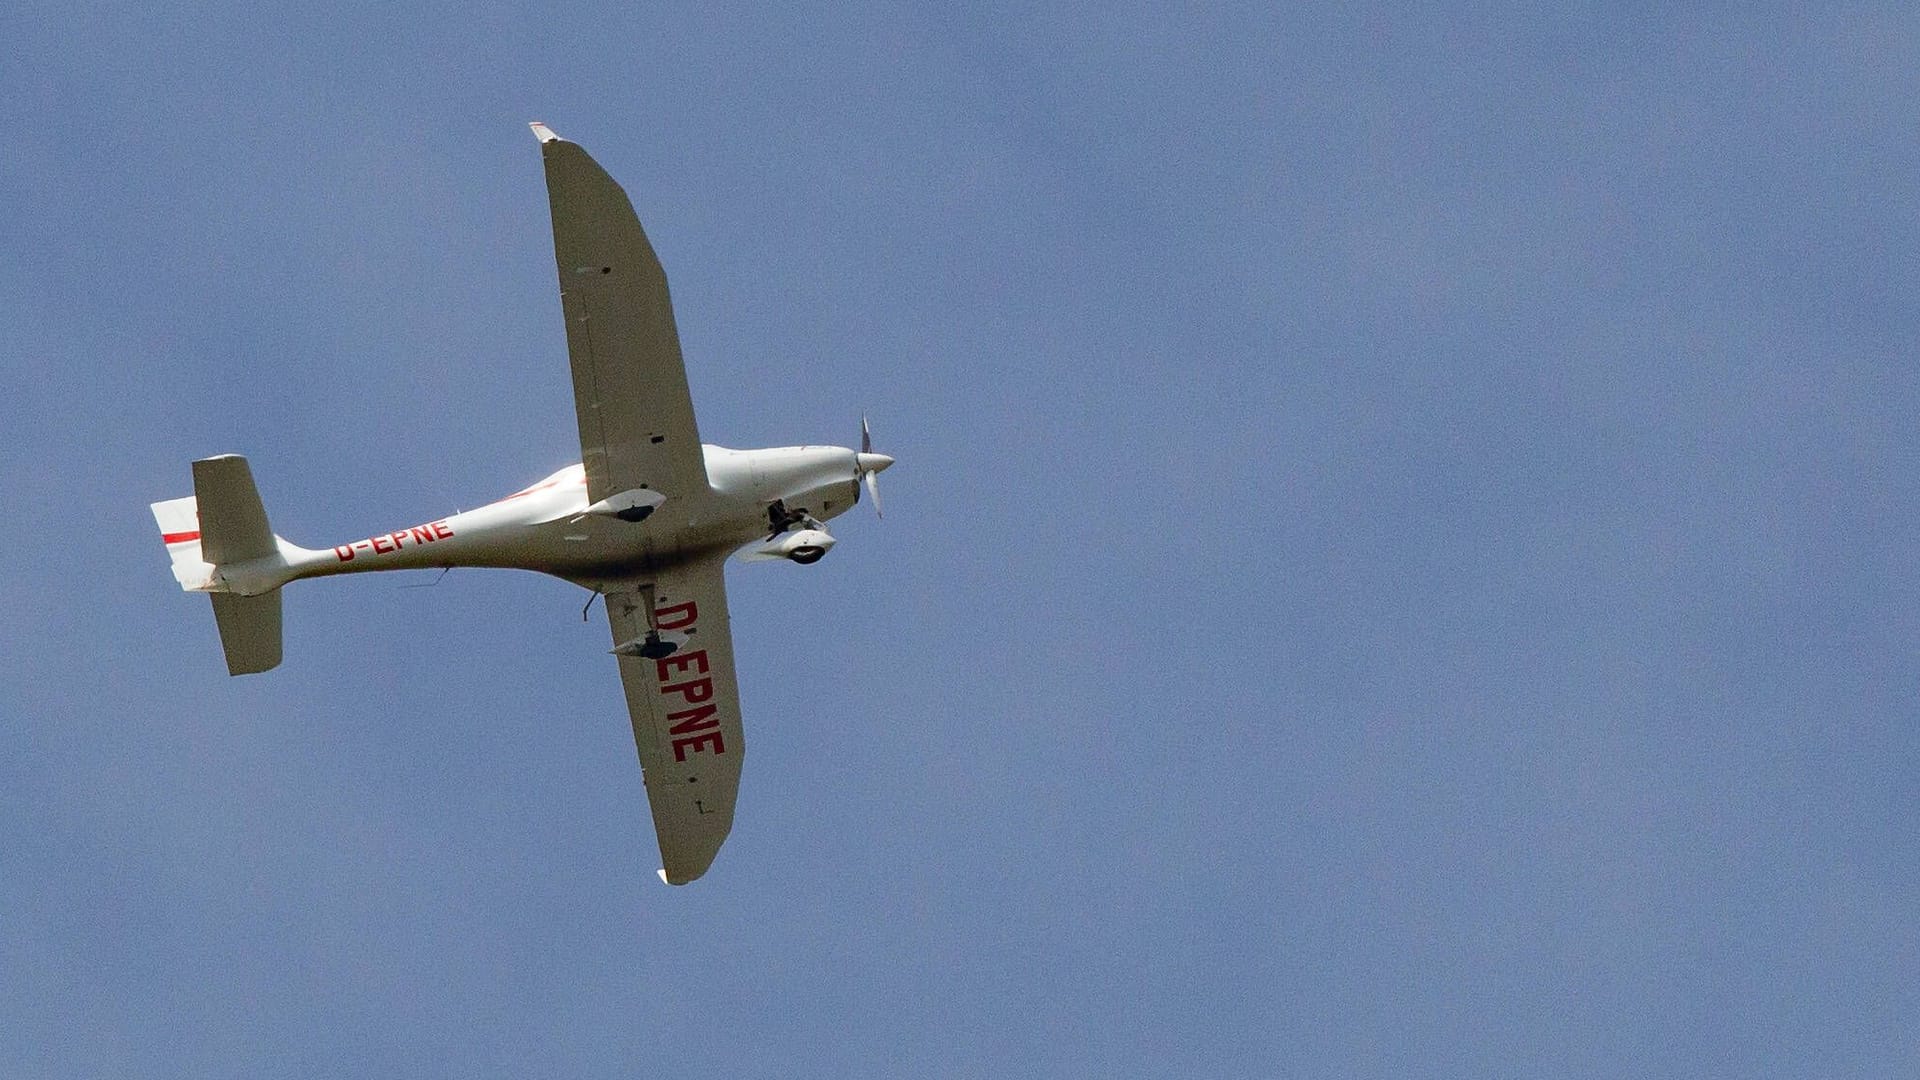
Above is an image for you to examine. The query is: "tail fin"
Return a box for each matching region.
[150,455,286,675]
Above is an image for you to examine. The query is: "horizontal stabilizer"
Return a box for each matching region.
[193,455,275,564]
[210,591,282,675]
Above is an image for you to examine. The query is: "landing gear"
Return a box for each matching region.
[633,633,678,660]
[608,583,680,659]
[636,581,679,658]
[766,498,816,539]
[767,499,829,563]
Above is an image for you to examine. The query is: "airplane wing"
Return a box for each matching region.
[604,557,745,884]
[534,123,709,504]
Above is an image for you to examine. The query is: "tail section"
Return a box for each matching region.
[150,455,287,675]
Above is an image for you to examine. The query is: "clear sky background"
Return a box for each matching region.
[4,4,1916,1077]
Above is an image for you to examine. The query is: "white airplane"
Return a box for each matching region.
[150,123,893,885]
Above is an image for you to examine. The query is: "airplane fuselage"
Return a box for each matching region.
[211,444,870,596]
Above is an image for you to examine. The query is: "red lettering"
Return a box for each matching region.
[388,531,410,550]
[655,600,697,631]
[334,545,355,561]
[430,520,453,540]
[663,677,713,704]
[655,649,709,681]
[672,731,725,760]
[410,525,436,543]
[667,704,718,735]
[370,535,394,554]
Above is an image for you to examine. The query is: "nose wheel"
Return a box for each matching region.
[766,498,821,539]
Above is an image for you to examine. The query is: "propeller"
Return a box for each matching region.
[854,416,893,518]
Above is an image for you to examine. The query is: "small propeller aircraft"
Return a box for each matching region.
[150,123,893,884]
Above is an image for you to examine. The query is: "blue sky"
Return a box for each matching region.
[4,4,1916,1076]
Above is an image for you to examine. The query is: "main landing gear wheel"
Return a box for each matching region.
[608,584,680,659]
[635,632,678,659]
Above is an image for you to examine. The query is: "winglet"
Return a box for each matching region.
[529,121,561,144]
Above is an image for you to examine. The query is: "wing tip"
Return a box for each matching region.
[529,121,562,144]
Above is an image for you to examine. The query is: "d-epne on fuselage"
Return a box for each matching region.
[150,123,893,885]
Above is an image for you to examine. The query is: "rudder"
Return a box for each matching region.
[151,495,216,590]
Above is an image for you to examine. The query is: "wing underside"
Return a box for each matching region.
[538,128,708,504]
[605,557,744,884]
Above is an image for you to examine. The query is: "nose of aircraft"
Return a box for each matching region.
[856,452,894,474]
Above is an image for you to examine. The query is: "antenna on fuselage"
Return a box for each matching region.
[399,567,452,589]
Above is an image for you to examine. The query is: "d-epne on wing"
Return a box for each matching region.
[149,124,893,884]
[603,563,744,884]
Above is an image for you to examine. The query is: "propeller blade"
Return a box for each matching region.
[855,417,889,519]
